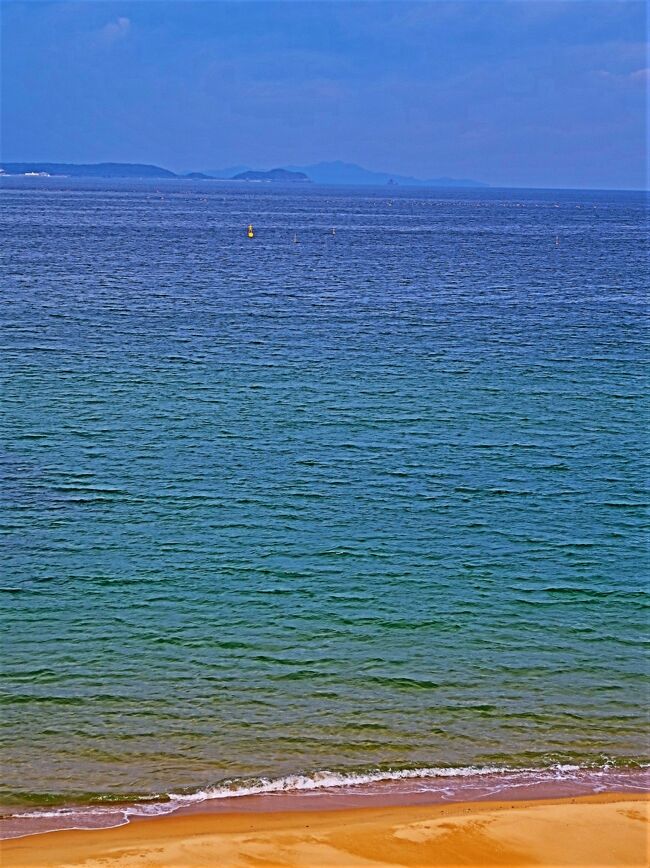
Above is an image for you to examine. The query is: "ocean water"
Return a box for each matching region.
[1,179,648,832]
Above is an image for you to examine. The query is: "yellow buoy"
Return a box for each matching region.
[247,224,255,238]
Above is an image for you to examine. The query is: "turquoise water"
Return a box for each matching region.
[1,181,648,819]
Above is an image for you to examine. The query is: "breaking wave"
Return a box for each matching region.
[3,762,648,840]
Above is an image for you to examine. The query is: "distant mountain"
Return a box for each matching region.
[0,162,177,179]
[282,160,487,188]
[232,168,310,183]
[1,160,487,187]
[203,165,252,179]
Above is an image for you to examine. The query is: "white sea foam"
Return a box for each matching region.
[3,763,648,840]
[166,764,520,803]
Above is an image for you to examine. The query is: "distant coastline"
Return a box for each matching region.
[231,168,310,183]
[0,160,488,187]
[0,162,178,179]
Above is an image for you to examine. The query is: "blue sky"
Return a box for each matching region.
[2,1,648,188]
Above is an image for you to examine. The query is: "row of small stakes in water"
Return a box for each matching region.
[247,225,336,241]
[248,226,562,245]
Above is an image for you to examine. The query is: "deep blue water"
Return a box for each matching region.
[1,179,648,811]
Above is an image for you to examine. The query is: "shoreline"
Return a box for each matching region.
[2,765,648,841]
[2,792,648,867]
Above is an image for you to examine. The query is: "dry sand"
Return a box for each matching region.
[2,793,648,867]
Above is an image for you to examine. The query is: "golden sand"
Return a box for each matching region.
[2,793,648,867]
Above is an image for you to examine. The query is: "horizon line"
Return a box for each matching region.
[1,159,647,193]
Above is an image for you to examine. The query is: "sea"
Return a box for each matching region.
[1,178,648,837]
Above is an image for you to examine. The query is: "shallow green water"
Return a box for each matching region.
[1,180,648,809]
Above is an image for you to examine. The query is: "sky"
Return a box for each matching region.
[1,0,648,188]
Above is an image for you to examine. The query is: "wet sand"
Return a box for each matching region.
[2,793,648,867]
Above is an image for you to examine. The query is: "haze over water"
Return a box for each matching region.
[1,180,648,827]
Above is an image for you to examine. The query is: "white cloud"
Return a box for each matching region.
[597,65,649,85]
[100,17,131,44]
[629,67,649,83]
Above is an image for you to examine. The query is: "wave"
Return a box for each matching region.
[163,762,650,804]
[167,764,516,802]
[3,762,648,840]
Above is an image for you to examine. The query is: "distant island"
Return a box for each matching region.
[1,160,488,187]
[232,168,309,183]
[205,161,487,187]
[0,162,177,179]
[280,161,488,188]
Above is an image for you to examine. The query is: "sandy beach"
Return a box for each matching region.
[2,793,647,868]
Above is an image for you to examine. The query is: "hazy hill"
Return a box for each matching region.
[283,160,487,187]
[203,165,252,178]
[2,160,488,187]
[1,162,177,178]
[232,168,310,182]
